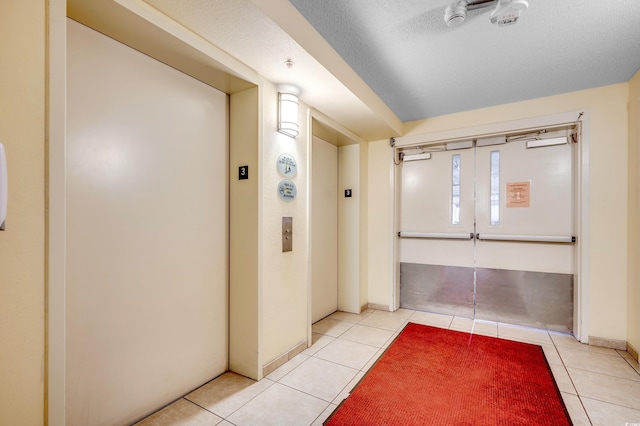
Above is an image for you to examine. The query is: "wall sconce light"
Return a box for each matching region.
[278,92,299,138]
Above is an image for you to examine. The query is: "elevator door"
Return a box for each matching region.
[399,134,574,331]
[311,136,338,322]
[66,19,228,425]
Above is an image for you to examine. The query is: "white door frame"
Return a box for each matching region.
[391,110,590,343]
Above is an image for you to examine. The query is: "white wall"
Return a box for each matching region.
[66,20,229,425]
[369,83,631,342]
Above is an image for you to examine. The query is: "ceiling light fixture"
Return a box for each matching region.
[278,91,299,138]
[490,0,529,26]
[444,0,528,28]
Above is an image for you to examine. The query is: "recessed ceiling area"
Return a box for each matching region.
[141,0,402,139]
[89,0,640,140]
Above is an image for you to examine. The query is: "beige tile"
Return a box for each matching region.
[302,333,335,356]
[619,350,640,375]
[370,307,415,319]
[362,347,386,371]
[311,404,338,426]
[549,331,580,346]
[549,363,577,394]
[331,371,365,404]
[560,392,590,426]
[185,372,274,418]
[448,316,474,332]
[328,311,372,323]
[408,311,453,328]
[581,396,640,426]
[472,319,499,337]
[540,343,563,366]
[382,331,400,348]
[550,331,619,356]
[226,382,329,426]
[339,324,395,347]
[449,317,497,337]
[557,345,640,381]
[135,398,222,426]
[497,322,552,344]
[311,318,354,337]
[279,357,358,402]
[314,338,380,370]
[358,312,409,331]
[567,367,640,411]
[266,353,309,382]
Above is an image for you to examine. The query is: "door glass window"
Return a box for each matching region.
[490,150,500,225]
[452,154,461,225]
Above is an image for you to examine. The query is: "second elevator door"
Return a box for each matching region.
[399,134,575,331]
[311,136,339,323]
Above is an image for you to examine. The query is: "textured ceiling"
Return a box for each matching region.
[141,0,640,135]
[289,0,640,121]
[142,0,401,139]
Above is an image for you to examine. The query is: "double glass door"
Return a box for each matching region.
[399,133,575,331]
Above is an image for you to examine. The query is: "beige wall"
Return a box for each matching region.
[338,144,361,312]
[358,140,369,310]
[4,3,638,425]
[369,83,631,342]
[0,1,46,425]
[367,139,394,309]
[629,69,640,354]
[229,86,262,379]
[261,82,310,366]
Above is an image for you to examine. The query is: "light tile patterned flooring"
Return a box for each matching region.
[137,309,640,426]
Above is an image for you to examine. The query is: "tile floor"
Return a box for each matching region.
[136,308,640,426]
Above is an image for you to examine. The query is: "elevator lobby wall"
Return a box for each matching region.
[628,68,640,357]
[367,83,633,347]
[0,1,46,424]
[2,1,640,423]
[260,81,311,370]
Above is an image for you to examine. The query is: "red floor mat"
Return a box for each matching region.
[326,322,571,425]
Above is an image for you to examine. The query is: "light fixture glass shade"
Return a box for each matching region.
[278,92,299,138]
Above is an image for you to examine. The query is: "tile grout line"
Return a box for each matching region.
[181,397,227,423]
[550,330,593,425]
[274,378,339,405]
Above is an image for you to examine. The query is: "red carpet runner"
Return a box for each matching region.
[326,322,571,425]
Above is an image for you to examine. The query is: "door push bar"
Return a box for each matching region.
[398,232,474,240]
[475,234,576,244]
[398,232,576,244]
